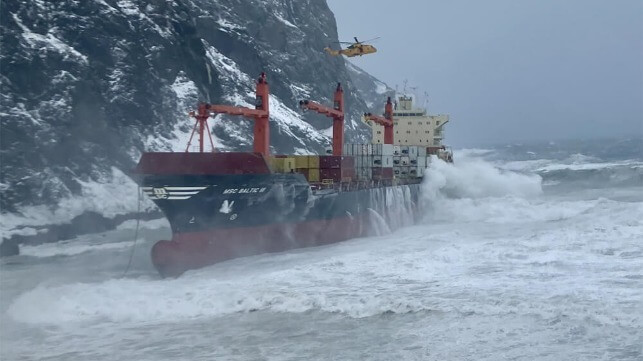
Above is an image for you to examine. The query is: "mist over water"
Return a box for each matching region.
[1,138,642,360]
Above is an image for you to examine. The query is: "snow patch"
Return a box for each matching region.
[274,13,297,28]
[13,13,88,64]
[271,96,328,145]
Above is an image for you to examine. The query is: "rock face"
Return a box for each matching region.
[0,0,392,235]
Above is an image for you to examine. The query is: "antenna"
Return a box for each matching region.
[402,79,408,93]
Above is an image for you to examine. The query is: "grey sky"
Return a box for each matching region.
[327,0,643,147]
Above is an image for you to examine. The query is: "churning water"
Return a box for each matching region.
[1,138,642,360]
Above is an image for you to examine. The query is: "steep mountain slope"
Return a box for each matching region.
[0,0,392,238]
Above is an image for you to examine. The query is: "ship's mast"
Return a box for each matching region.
[364,97,394,144]
[299,83,345,156]
[186,73,270,156]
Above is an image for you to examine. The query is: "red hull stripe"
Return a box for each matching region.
[151,213,369,277]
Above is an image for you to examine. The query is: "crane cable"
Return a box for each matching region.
[121,186,142,277]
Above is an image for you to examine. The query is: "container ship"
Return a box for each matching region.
[135,73,452,277]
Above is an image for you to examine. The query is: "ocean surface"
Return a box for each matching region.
[1,138,642,360]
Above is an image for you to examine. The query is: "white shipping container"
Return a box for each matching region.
[367,144,373,155]
[400,166,410,177]
[382,144,394,156]
[361,144,368,155]
[382,155,393,167]
[409,146,418,157]
[393,167,401,176]
[372,156,382,167]
[393,156,401,166]
[416,166,425,177]
[418,156,428,168]
[418,147,427,157]
[401,146,409,154]
[373,143,382,155]
[401,156,410,165]
[409,158,418,166]
[393,145,401,155]
[409,168,418,177]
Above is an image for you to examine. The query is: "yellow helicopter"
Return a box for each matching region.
[324,37,379,58]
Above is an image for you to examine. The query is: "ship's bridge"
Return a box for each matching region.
[367,94,450,146]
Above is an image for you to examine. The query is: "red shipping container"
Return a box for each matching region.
[372,167,394,180]
[340,156,355,169]
[320,168,355,182]
[319,155,341,169]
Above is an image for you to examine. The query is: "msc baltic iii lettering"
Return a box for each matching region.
[134,73,452,277]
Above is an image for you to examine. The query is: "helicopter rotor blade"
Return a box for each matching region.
[361,36,381,43]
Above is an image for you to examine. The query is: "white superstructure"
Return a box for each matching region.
[367,95,449,146]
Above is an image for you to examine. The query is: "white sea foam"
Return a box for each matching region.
[422,155,543,201]
[20,241,135,258]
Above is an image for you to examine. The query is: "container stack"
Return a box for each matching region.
[344,143,395,181]
[318,155,355,183]
[269,156,295,173]
[276,144,431,183]
[291,155,320,182]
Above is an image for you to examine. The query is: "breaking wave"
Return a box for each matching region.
[421,155,542,202]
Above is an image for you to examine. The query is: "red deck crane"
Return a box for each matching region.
[364,96,394,144]
[299,83,345,156]
[186,73,270,156]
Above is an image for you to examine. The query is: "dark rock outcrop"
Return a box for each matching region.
[0,0,392,243]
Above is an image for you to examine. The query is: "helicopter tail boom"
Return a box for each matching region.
[324,47,340,56]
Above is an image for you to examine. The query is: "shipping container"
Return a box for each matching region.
[341,156,355,169]
[393,145,401,155]
[418,156,427,168]
[401,156,410,165]
[297,168,320,182]
[400,166,410,177]
[382,155,393,167]
[321,168,355,183]
[401,146,410,155]
[308,155,320,168]
[393,156,401,166]
[418,147,427,157]
[372,156,382,167]
[393,167,401,176]
[382,144,394,156]
[416,166,425,177]
[343,143,352,155]
[294,155,309,168]
[375,143,383,155]
[409,146,418,157]
[319,155,341,169]
[270,157,295,173]
[359,168,371,180]
[372,167,394,180]
[363,155,372,168]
